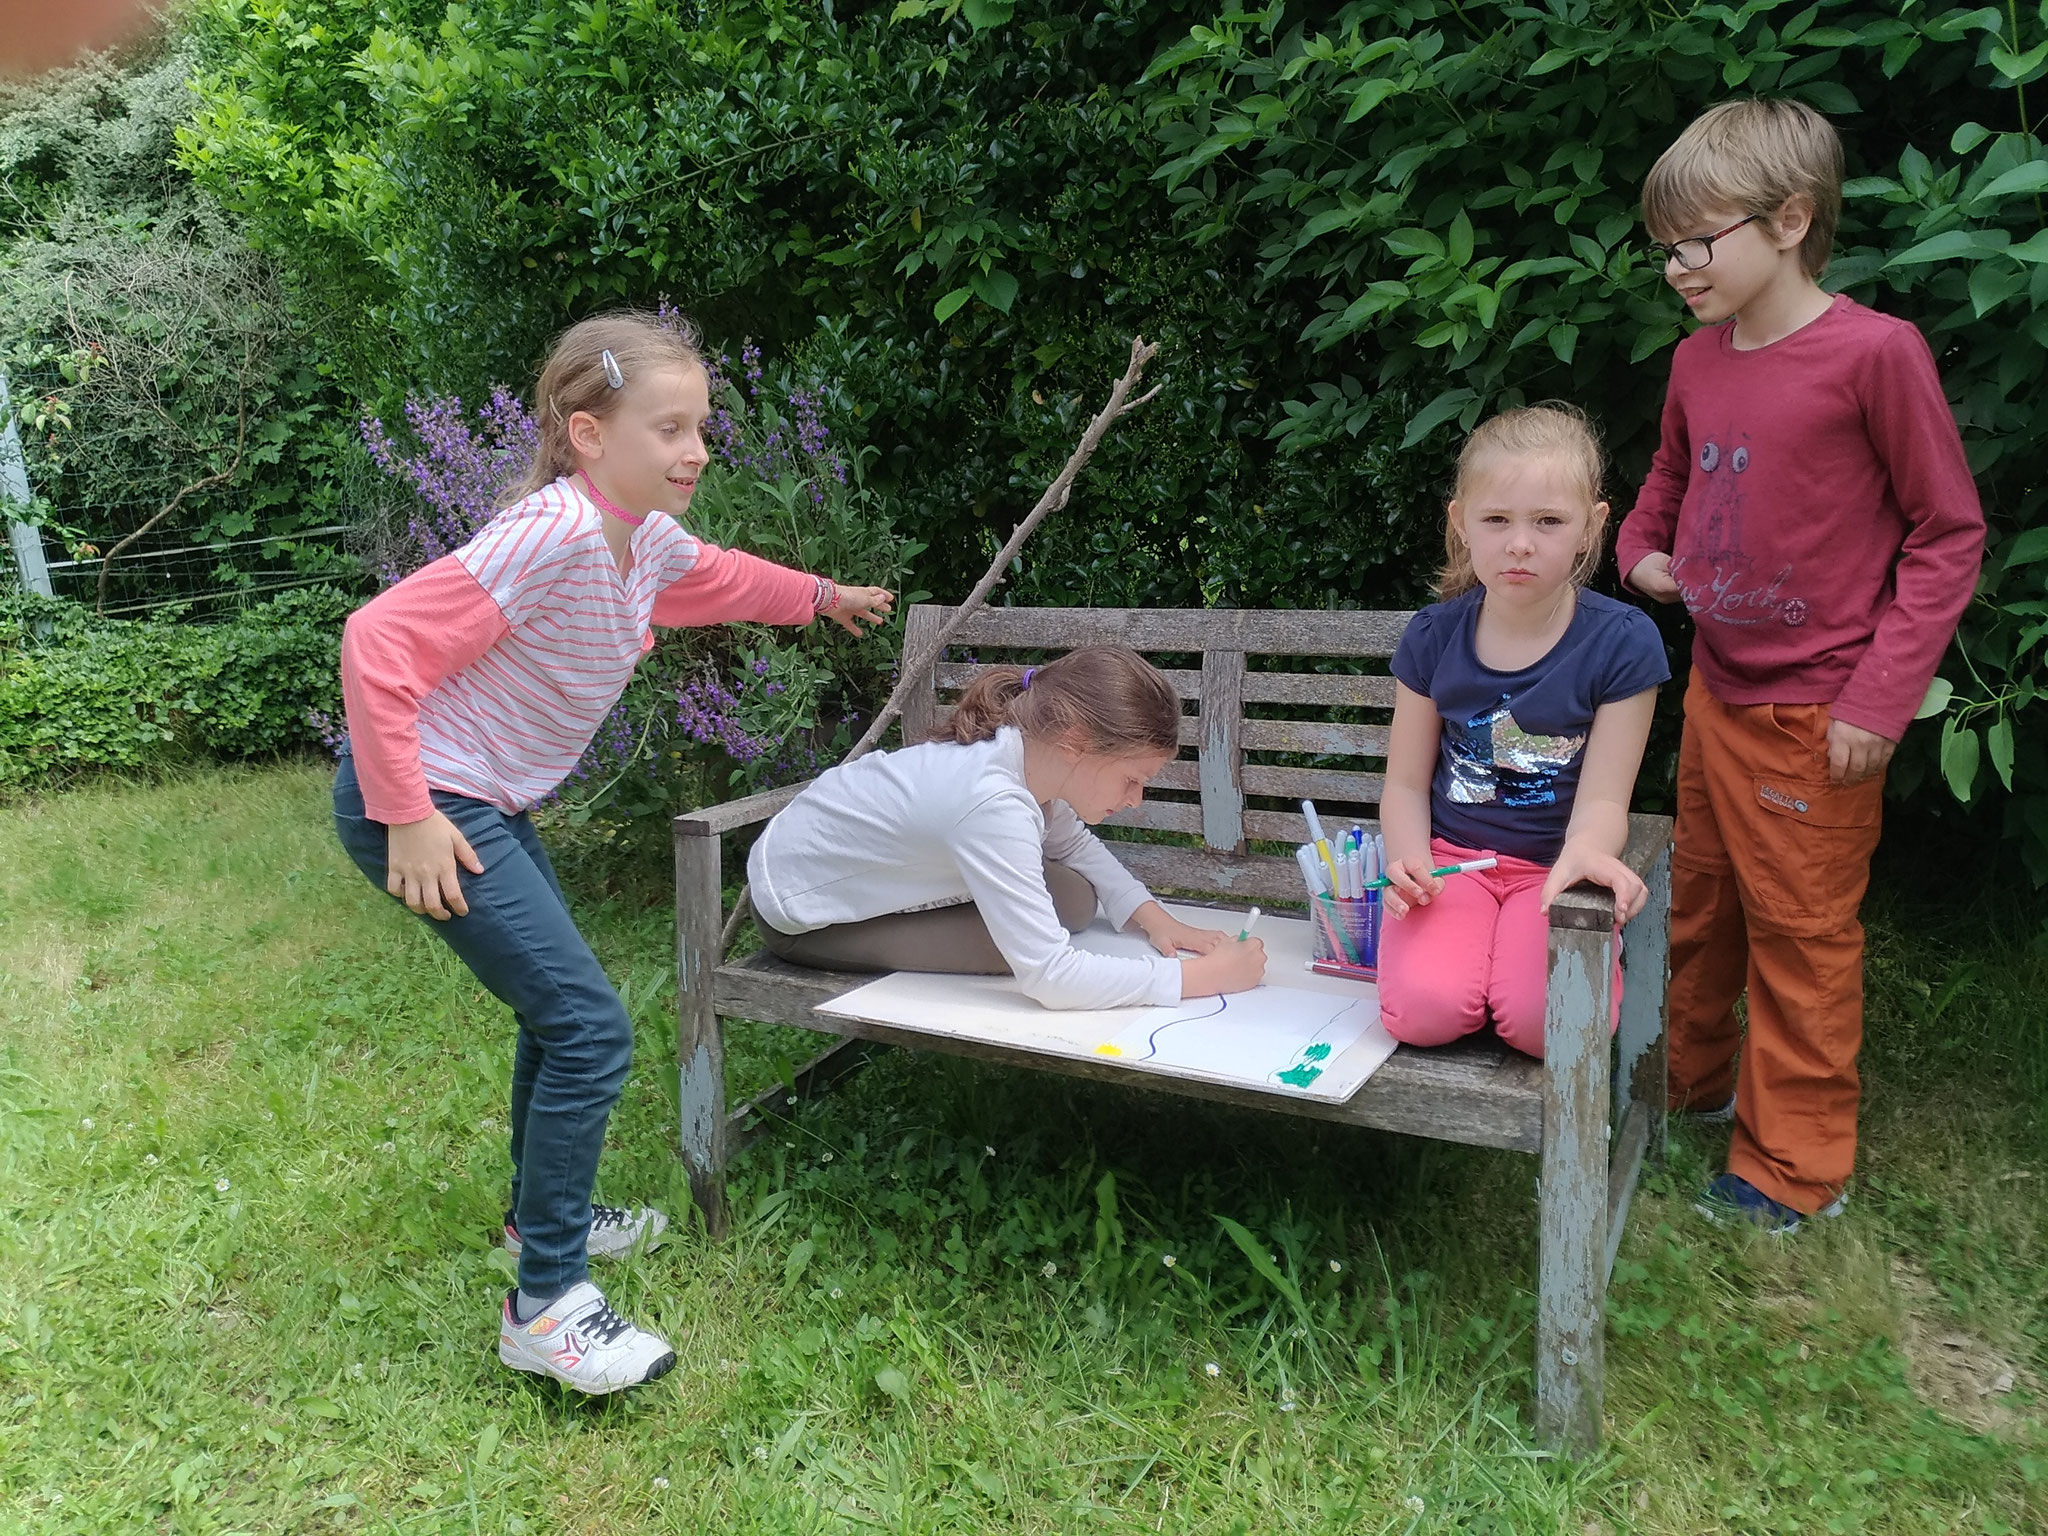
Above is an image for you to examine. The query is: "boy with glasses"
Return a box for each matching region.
[1616,99,1985,1234]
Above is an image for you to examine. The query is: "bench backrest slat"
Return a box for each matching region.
[907,603,1411,896]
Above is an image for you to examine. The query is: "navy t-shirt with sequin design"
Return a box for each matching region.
[1391,587,1669,865]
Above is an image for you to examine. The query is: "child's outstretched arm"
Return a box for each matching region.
[1380,682,1446,919]
[652,539,892,633]
[1537,688,1658,920]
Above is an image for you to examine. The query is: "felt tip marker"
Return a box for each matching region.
[1236,907,1262,941]
[1364,857,1498,891]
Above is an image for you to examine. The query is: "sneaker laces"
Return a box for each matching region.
[571,1294,635,1346]
[589,1204,635,1232]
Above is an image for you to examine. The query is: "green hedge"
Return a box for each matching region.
[0,588,347,789]
[178,0,2048,869]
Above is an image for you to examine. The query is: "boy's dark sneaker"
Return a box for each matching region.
[1677,1092,1737,1124]
[1693,1173,1846,1236]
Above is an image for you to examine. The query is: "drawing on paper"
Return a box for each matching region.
[1094,988,1375,1094]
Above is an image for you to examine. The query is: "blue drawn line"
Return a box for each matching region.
[1130,993,1228,1062]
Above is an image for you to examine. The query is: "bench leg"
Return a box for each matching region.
[675,828,729,1238]
[1616,846,1672,1169]
[1538,919,1614,1456]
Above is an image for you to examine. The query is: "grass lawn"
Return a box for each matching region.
[0,762,2042,1534]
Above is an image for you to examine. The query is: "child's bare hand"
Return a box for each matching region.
[823,584,894,637]
[1538,840,1647,923]
[1381,858,1443,920]
[1826,718,1896,786]
[386,811,484,921]
[1180,937,1267,997]
[1627,552,1681,603]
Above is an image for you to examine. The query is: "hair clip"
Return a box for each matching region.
[1019,667,1036,691]
[600,349,625,390]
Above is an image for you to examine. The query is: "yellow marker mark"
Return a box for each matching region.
[1094,1043,1124,1057]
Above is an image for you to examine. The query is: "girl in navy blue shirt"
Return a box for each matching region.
[1379,406,1669,1059]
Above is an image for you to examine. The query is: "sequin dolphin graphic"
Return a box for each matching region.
[1445,696,1587,807]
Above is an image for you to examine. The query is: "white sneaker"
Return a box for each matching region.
[497,1282,676,1394]
[1679,1093,1737,1124]
[503,1204,668,1261]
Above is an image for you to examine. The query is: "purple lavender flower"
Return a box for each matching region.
[362,389,540,579]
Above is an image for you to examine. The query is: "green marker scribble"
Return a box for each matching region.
[1302,1042,1332,1062]
[1277,1063,1323,1088]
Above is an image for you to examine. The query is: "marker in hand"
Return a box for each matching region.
[1236,906,1262,941]
[1366,857,1497,891]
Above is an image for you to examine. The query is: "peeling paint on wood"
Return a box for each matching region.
[1538,927,1614,1456]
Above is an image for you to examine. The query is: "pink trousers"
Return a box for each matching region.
[1376,838,1620,1060]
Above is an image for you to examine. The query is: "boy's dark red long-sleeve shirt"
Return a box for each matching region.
[1616,294,1985,743]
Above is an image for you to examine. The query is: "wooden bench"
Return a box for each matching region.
[674,604,1673,1455]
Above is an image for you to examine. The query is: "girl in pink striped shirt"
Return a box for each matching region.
[334,312,892,1394]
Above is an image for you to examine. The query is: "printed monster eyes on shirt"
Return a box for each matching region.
[1699,441,1751,473]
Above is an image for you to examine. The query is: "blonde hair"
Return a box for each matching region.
[1642,98,1844,278]
[944,646,1181,756]
[506,310,706,502]
[1439,404,1608,600]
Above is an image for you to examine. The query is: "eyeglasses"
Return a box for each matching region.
[1645,213,1764,271]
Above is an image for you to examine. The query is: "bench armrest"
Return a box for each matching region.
[1547,814,1674,932]
[674,779,815,839]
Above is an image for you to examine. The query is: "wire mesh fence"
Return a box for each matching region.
[4,502,360,617]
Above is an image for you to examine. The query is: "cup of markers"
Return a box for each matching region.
[1296,802,1382,981]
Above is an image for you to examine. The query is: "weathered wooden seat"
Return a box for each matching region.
[675,604,1672,1455]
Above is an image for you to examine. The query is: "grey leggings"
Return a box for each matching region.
[758,861,1099,976]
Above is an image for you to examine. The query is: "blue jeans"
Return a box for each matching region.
[332,754,633,1297]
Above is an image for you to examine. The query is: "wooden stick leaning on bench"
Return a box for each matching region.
[713,335,1165,955]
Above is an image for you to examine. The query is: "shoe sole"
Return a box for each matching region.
[501,1347,677,1395]
[1693,1193,1846,1235]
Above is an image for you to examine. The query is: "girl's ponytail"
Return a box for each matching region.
[942,647,1180,756]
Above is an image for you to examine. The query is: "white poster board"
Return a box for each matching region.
[814,903,1397,1103]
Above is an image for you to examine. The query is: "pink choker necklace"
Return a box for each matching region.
[576,472,646,527]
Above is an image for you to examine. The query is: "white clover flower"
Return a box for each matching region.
[214,1177,230,1192]
[349,1362,364,1379]
[1280,1399,1296,1412]
[125,1122,135,1130]
[435,1180,450,1193]
[379,1141,395,1153]
[752,1445,768,1462]
[786,1096,798,1108]
[262,1110,275,1122]
[652,1476,670,1490]
[80,1117,93,1130]
[1041,1262,1057,1278]
[1405,1495,1425,1515]
[984,1145,995,1157]
[143,1154,158,1166]
[830,1287,844,1299]
[1204,1362,1221,1377]
[1162,1254,1176,1268]
[820,1151,833,1163]
[1329,1260,1342,1273]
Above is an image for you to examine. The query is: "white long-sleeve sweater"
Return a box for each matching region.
[748,728,1181,1010]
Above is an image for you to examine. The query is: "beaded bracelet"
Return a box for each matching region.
[812,576,838,615]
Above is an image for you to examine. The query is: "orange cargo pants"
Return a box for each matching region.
[1667,671,1884,1215]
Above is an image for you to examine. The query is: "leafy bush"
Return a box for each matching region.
[0,587,349,789]
[0,43,369,558]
